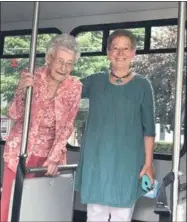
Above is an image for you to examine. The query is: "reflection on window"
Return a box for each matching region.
[110,28,145,50]
[151,26,187,49]
[76,31,103,53]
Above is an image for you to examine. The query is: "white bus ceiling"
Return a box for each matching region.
[1,2,178,32]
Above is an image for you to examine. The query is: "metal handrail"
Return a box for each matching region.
[27,164,78,174]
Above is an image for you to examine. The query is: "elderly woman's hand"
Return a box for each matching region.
[42,160,59,176]
[18,72,34,91]
[139,164,155,185]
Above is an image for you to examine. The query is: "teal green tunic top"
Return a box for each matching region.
[75,72,155,208]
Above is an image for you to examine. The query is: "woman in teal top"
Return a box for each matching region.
[75,29,155,222]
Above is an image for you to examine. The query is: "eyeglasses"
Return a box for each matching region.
[53,57,74,69]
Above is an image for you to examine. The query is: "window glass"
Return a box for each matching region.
[151,26,187,49]
[36,34,57,53]
[76,31,103,53]
[3,33,57,55]
[133,53,186,154]
[4,35,31,55]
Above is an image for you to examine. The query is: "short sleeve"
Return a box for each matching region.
[80,75,93,98]
[141,78,156,137]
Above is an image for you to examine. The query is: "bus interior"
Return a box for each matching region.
[0,1,186,222]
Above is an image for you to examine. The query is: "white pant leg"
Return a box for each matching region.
[110,205,135,222]
[87,204,110,222]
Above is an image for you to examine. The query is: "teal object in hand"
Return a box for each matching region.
[141,174,152,192]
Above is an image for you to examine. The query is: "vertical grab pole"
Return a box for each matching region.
[172,2,186,222]
[10,2,40,222]
[20,1,40,156]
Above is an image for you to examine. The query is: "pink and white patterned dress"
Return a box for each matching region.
[3,66,82,172]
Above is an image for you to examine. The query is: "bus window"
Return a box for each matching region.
[3,33,57,55]
[151,25,187,49]
[76,31,103,53]
[4,35,31,55]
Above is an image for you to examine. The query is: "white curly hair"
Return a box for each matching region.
[45,33,81,63]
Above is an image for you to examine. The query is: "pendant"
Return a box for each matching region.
[116,78,123,84]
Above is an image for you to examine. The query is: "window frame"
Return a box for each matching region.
[70,18,187,161]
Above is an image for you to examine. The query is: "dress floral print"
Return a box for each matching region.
[3,66,82,172]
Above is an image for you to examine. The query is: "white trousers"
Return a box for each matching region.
[87,204,134,222]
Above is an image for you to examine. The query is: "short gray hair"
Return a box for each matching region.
[45,33,81,62]
[107,29,137,50]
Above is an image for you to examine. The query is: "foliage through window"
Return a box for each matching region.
[76,31,103,53]
[151,26,187,49]
[3,33,57,55]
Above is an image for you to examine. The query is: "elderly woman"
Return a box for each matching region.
[1,33,82,222]
[75,29,155,222]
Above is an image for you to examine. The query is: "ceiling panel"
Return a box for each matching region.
[1,1,177,24]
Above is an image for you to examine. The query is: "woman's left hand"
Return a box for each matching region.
[42,161,59,176]
[139,164,155,185]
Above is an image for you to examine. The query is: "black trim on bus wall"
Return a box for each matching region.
[1,48,186,59]
[70,18,187,36]
[70,18,187,55]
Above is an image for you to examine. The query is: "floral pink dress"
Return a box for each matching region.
[3,66,82,172]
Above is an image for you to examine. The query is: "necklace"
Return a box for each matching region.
[110,70,132,84]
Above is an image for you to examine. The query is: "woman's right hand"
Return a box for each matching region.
[18,72,34,91]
